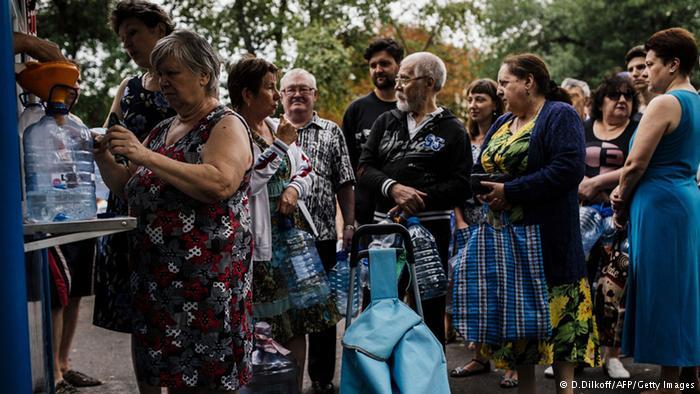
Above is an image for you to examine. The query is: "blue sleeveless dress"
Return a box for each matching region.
[622,90,700,366]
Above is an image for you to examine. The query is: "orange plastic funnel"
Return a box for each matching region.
[16,61,79,104]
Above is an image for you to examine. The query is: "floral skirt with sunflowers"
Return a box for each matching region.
[483,277,602,369]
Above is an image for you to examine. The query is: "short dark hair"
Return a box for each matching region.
[363,37,404,63]
[645,27,698,76]
[227,56,279,110]
[502,53,571,104]
[625,45,646,65]
[465,79,504,138]
[590,74,639,121]
[110,0,175,35]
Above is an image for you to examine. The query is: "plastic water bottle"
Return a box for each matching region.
[18,101,45,215]
[277,217,330,309]
[239,322,299,394]
[579,205,605,255]
[328,249,360,316]
[18,101,44,141]
[23,103,97,222]
[406,216,448,300]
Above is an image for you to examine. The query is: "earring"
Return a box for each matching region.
[525,88,530,96]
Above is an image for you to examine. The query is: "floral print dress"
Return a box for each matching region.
[480,118,601,369]
[94,74,175,333]
[125,105,254,390]
[251,133,341,344]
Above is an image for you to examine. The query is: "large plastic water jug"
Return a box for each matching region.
[406,216,447,300]
[23,103,96,222]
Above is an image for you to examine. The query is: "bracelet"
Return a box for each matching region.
[344,224,356,231]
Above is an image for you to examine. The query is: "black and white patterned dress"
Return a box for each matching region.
[125,106,254,390]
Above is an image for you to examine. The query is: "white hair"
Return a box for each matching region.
[280,68,317,89]
[402,52,447,92]
[561,77,591,98]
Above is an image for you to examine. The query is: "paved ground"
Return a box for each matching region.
[66,296,662,393]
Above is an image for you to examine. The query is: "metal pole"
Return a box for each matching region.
[0,0,33,391]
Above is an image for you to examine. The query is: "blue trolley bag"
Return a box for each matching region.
[340,223,450,394]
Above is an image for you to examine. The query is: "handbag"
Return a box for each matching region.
[452,205,551,345]
[593,231,629,348]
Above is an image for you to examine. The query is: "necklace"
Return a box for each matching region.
[514,102,545,131]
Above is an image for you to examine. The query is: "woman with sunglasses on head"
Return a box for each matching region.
[579,75,639,206]
[577,74,639,380]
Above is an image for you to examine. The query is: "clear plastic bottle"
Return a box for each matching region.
[328,249,360,316]
[579,205,605,255]
[239,322,299,394]
[277,217,330,309]
[23,102,97,222]
[406,216,448,300]
[18,102,44,141]
[18,101,45,216]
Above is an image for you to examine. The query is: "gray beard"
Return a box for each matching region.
[397,99,410,112]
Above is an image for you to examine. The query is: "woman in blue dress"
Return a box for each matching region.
[612,27,700,392]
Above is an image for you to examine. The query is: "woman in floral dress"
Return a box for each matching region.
[95,30,253,393]
[227,57,341,388]
[95,0,176,333]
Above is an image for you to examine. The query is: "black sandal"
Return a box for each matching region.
[450,358,490,377]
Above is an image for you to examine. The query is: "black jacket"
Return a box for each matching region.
[358,108,471,219]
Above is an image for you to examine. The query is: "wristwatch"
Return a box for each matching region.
[344,224,356,231]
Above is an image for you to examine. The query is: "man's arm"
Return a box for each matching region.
[331,123,356,247]
[341,102,361,172]
[13,32,65,61]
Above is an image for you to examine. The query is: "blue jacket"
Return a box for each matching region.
[476,100,587,286]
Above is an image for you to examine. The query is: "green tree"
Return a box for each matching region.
[473,0,700,87]
[38,0,136,127]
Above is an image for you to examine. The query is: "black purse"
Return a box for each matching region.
[469,173,513,195]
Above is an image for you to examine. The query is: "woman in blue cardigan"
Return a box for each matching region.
[475,53,600,394]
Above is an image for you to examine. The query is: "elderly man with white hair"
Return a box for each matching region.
[279,68,355,394]
[358,51,471,344]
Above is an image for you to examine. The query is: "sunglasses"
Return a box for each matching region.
[606,91,635,101]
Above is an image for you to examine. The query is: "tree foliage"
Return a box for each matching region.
[475,0,700,87]
[33,0,699,126]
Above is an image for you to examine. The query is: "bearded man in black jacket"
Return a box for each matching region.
[358,51,471,345]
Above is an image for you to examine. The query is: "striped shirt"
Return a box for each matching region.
[296,113,355,241]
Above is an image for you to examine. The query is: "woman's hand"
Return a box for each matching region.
[276,187,299,215]
[277,116,298,145]
[478,181,511,211]
[92,132,110,159]
[578,177,600,202]
[610,185,627,229]
[610,185,625,212]
[106,125,151,166]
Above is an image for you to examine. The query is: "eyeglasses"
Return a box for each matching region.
[395,75,427,87]
[281,86,315,96]
[606,91,635,101]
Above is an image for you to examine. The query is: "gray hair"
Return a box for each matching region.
[280,68,317,89]
[402,52,447,92]
[561,77,591,98]
[150,29,221,97]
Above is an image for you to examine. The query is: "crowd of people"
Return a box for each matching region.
[14,1,700,393]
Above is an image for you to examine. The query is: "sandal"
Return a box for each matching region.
[55,380,79,394]
[62,369,102,387]
[500,376,519,388]
[450,358,490,377]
